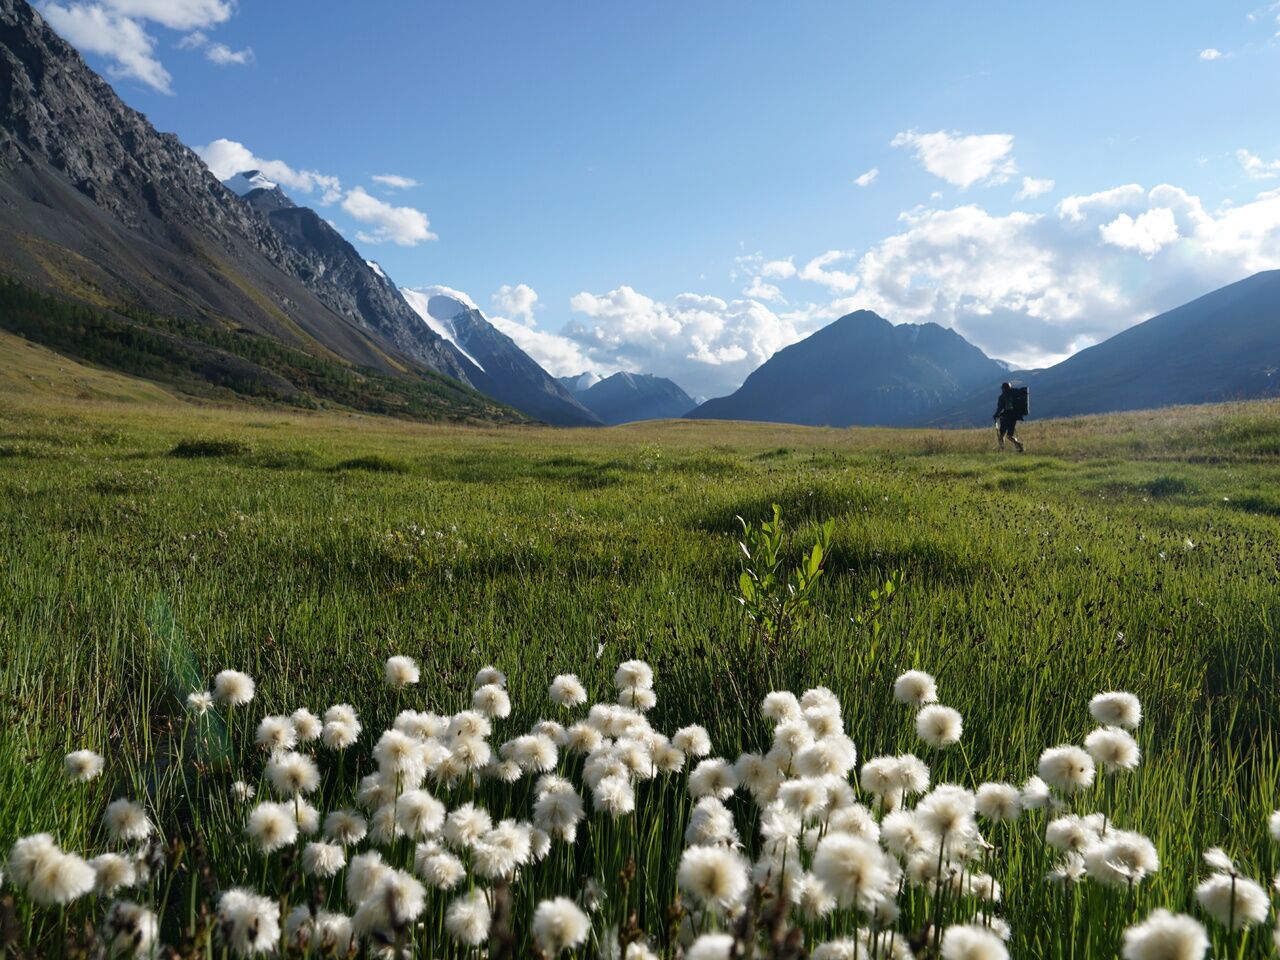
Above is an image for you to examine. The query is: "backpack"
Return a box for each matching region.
[1009,386,1029,420]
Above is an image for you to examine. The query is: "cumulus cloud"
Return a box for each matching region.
[341,187,436,246]
[488,316,596,378]
[1056,184,1146,222]
[798,250,860,292]
[891,129,1017,188]
[1016,176,1055,199]
[38,0,235,92]
[40,2,172,92]
[372,174,420,190]
[1099,208,1180,258]
[854,167,879,187]
[491,283,539,325]
[1238,148,1280,180]
[1199,48,1225,60]
[196,139,344,203]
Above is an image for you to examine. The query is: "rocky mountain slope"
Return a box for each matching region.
[401,292,601,426]
[0,0,486,412]
[686,311,1006,427]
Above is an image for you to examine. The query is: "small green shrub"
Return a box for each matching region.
[168,438,251,458]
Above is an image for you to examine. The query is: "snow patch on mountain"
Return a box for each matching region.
[224,169,278,196]
[401,286,486,372]
[365,260,387,280]
[562,372,602,393]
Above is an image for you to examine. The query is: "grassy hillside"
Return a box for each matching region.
[0,278,523,424]
[1,388,1278,956]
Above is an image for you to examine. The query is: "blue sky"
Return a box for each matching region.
[39,0,1280,397]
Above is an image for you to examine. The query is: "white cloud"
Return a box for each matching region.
[102,0,230,31]
[561,286,809,396]
[491,283,539,325]
[1199,47,1225,60]
[1099,208,1180,258]
[1056,184,1146,222]
[196,139,344,203]
[760,258,797,279]
[39,0,235,93]
[204,41,252,65]
[798,250,860,292]
[743,277,784,301]
[341,187,435,246]
[40,2,172,93]
[488,316,596,378]
[1238,148,1280,180]
[1016,176,1055,199]
[371,174,420,190]
[890,129,1017,188]
[854,167,879,187]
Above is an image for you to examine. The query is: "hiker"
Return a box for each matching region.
[993,382,1025,452]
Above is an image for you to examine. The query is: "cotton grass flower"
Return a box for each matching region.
[90,852,137,895]
[1084,830,1160,888]
[550,674,588,707]
[1195,872,1269,929]
[384,654,420,689]
[290,708,322,742]
[351,868,427,941]
[975,782,1022,821]
[940,924,1009,960]
[64,749,105,783]
[231,781,255,802]
[395,789,446,839]
[104,799,153,844]
[1020,775,1054,811]
[1269,810,1280,841]
[285,907,354,955]
[1084,725,1141,774]
[1122,909,1209,960]
[186,691,214,715]
[246,801,298,853]
[321,718,360,751]
[678,846,749,914]
[762,691,802,723]
[323,809,367,846]
[811,833,895,911]
[673,725,712,757]
[301,841,346,878]
[104,901,159,957]
[213,670,255,707]
[1090,691,1142,729]
[533,896,591,953]
[217,888,280,957]
[446,888,491,946]
[1038,745,1096,793]
[445,803,493,848]
[688,758,738,800]
[254,715,296,753]
[916,705,963,748]
[473,683,512,718]
[614,659,654,691]
[894,670,938,706]
[346,851,391,905]
[416,848,466,889]
[266,751,320,797]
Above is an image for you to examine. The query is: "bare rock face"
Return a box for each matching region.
[0,0,467,381]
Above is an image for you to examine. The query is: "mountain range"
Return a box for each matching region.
[559,372,695,424]
[2,0,1280,430]
[686,312,1005,427]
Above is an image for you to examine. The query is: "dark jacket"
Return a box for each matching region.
[994,389,1014,420]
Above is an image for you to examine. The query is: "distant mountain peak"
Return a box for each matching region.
[224,170,279,196]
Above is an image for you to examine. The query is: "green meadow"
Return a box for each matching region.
[2,348,1280,957]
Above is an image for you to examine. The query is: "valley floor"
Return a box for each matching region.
[2,359,1279,957]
